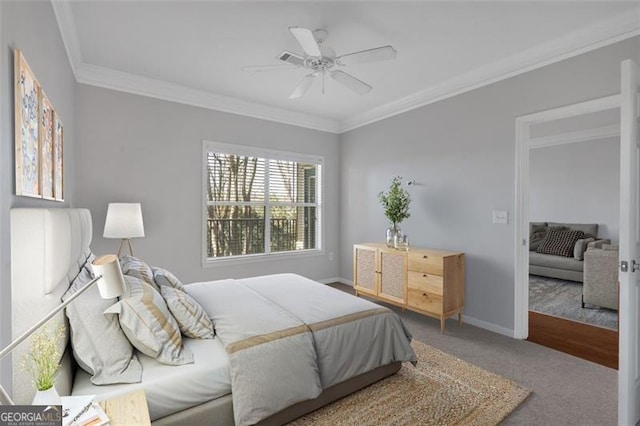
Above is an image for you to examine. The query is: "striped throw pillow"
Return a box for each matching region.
[160,286,214,339]
[152,266,186,291]
[536,229,585,258]
[119,255,159,291]
[105,276,193,365]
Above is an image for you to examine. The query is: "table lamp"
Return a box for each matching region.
[0,255,126,405]
[103,203,145,257]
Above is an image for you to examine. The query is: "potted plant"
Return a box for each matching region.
[21,325,64,405]
[378,176,411,248]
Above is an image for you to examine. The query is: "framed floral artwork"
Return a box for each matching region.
[40,91,55,200]
[14,49,40,198]
[53,113,64,201]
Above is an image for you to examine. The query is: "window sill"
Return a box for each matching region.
[202,249,324,268]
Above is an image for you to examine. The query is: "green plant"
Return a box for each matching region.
[21,325,64,391]
[378,176,411,228]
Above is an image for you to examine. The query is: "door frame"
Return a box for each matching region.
[513,94,621,339]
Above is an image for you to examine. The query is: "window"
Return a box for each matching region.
[203,141,322,261]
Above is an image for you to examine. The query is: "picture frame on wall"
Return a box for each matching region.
[14,49,65,202]
[53,112,64,201]
[14,49,41,198]
[40,90,55,200]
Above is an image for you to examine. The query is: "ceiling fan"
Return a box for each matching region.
[242,27,397,99]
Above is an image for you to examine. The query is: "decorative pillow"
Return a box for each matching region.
[62,255,142,385]
[152,266,186,292]
[574,237,596,260]
[537,229,585,258]
[160,286,214,339]
[119,255,158,290]
[105,276,193,365]
[529,226,548,251]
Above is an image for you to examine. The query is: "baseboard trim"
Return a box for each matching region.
[457,315,515,338]
[321,277,515,338]
[317,277,353,286]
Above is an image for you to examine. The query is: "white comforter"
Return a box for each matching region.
[187,273,417,426]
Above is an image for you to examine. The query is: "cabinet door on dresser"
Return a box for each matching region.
[353,244,378,296]
[378,248,407,304]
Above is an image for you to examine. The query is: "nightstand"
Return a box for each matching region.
[99,389,151,425]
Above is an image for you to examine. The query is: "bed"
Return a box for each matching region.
[10,208,417,425]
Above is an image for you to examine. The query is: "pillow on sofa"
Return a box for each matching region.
[105,275,194,365]
[574,237,596,260]
[537,229,585,258]
[63,255,142,384]
[548,222,598,239]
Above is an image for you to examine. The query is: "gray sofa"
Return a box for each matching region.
[529,222,610,283]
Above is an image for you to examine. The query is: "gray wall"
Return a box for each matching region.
[75,85,340,284]
[530,138,620,243]
[339,36,640,333]
[0,1,76,396]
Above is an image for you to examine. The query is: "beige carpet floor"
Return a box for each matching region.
[289,340,531,426]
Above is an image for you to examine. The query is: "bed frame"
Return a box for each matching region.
[10,208,400,425]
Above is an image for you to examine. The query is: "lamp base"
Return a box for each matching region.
[117,239,135,257]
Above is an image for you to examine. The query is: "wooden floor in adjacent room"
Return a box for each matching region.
[527,310,618,369]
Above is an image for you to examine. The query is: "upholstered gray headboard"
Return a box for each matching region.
[10,208,92,403]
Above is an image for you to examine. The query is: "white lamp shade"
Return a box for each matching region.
[92,254,126,298]
[103,203,145,239]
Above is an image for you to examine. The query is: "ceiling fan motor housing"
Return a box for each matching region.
[304,45,336,71]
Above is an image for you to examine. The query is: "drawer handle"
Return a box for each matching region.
[423,255,428,259]
[422,274,427,278]
[422,293,427,296]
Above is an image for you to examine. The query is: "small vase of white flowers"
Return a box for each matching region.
[22,325,64,405]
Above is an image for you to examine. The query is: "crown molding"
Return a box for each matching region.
[52,1,639,135]
[51,0,82,76]
[339,8,640,133]
[75,63,340,133]
[51,1,339,133]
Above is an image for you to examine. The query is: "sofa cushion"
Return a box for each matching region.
[548,222,598,239]
[537,229,585,257]
[529,251,585,272]
[574,237,596,260]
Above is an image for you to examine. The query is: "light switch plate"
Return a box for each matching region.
[493,210,509,224]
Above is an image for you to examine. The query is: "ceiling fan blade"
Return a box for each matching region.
[330,70,372,95]
[337,46,397,65]
[289,27,321,57]
[289,74,316,99]
[241,64,298,73]
[277,50,305,67]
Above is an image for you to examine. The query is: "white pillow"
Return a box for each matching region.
[63,255,142,384]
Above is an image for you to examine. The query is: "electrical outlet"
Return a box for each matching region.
[493,210,509,224]
[328,252,334,261]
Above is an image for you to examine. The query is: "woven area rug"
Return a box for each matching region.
[289,340,530,426]
[529,275,618,330]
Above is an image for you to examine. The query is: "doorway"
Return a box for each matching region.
[514,96,621,367]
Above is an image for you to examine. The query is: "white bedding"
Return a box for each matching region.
[72,337,231,421]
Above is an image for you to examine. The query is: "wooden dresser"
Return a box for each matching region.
[353,243,465,332]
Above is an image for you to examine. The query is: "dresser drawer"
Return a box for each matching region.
[407,288,443,314]
[408,252,443,275]
[407,271,443,295]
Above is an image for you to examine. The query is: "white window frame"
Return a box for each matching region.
[202,141,324,266]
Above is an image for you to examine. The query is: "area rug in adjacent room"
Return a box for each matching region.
[289,340,530,426]
[529,275,618,330]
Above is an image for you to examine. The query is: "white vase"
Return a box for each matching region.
[32,386,62,406]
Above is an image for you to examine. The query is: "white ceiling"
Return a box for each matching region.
[53,1,640,133]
